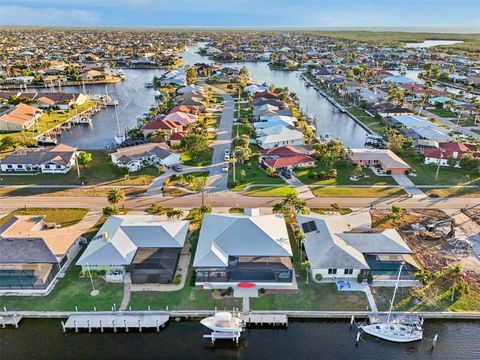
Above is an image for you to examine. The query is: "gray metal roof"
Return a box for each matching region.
[298,212,412,270]
[0,237,58,263]
[193,213,292,268]
[76,216,189,266]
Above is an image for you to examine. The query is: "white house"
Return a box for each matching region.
[256,125,304,149]
[0,144,77,174]
[297,212,418,281]
[111,143,180,172]
[254,115,298,129]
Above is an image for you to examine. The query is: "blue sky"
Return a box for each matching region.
[1,0,479,32]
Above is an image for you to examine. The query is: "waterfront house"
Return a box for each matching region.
[349,148,410,175]
[298,212,419,282]
[36,92,88,110]
[0,103,42,131]
[0,215,84,293]
[111,143,180,172]
[366,102,413,118]
[76,215,189,284]
[259,145,316,171]
[79,70,105,81]
[256,125,305,149]
[253,104,293,119]
[163,111,198,126]
[142,118,183,139]
[193,209,295,289]
[423,141,480,167]
[0,144,77,174]
[388,114,452,142]
[254,115,298,129]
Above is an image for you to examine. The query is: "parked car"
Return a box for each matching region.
[222,163,229,173]
[281,169,292,179]
[172,164,182,172]
[224,154,230,161]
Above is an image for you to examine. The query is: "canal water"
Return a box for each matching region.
[1,318,479,360]
[41,43,369,149]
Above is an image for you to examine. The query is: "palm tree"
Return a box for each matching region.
[414,269,431,285]
[301,261,311,284]
[449,264,463,302]
[272,202,287,214]
[239,169,246,181]
[296,231,306,263]
[147,129,169,143]
[166,209,184,219]
[107,188,124,208]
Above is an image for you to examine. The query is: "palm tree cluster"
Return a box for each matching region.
[273,193,309,217]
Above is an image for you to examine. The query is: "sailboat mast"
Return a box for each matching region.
[387,264,403,323]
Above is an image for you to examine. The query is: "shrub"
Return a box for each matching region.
[190,272,196,287]
[227,287,233,295]
[357,273,365,283]
[315,274,323,281]
[173,274,182,285]
[317,171,326,180]
[429,191,440,198]
[103,206,119,216]
[211,289,221,297]
[259,288,266,294]
[367,274,374,284]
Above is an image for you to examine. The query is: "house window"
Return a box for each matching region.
[301,221,317,233]
[344,269,353,275]
[17,165,22,169]
[45,165,50,169]
[328,269,337,275]
[7,165,12,169]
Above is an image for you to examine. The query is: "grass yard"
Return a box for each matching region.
[0,150,161,186]
[180,148,213,167]
[229,156,286,191]
[311,207,353,215]
[242,185,296,197]
[0,207,89,227]
[429,108,456,118]
[310,186,407,198]
[163,171,208,196]
[0,186,147,197]
[399,151,480,185]
[425,187,480,198]
[294,162,397,186]
[347,107,386,135]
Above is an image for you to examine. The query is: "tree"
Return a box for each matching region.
[239,169,246,181]
[390,204,403,221]
[449,264,463,301]
[147,129,169,143]
[272,202,287,214]
[77,151,92,169]
[199,204,212,215]
[414,269,431,285]
[352,164,363,178]
[387,133,406,153]
[446,156,457,168]
[281,193,308,216]
[313,139,346,167]
[0,136,16,151]
[186,66,198,85]
[128,128,142,141]
[180,134,209,161]
[106,188,125,208]
[301,260,311,284]
[166,208,184,219]
[234,145,251,164]
[295,230,306,263]
[459,153,480,176]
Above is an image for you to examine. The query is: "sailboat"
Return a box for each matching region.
[104,85,119,106]
[359,265,424,343]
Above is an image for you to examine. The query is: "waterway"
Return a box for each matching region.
[1,318,479,360]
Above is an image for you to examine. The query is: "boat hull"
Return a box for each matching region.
[360,324,423,343]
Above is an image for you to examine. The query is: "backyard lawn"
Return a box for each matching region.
[294,162,397,186]
[0,207,89,227]
[0,150,161,186]
[347,107,385,135]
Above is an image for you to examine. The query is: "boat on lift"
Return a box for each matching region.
[359,265,424,343]
[77,117,92,126]
[37,135,58,145]
[200,311,244,335]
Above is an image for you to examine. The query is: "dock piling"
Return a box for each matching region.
[87,319,91,333]
[356,331,361,346]
[350,315,355,331]
[431,334,438,350]
[138,319,142,332]
[124,320,128,332]
[113,320,117,333]
[156,320,159,332]
[74,320,78,333]
[61,321,66,333]
[99,320,104,333]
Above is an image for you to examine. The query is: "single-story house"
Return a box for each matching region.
[349,148,410,175]
[298,212,419,281]
[259,145,316,170]
[76,215,189,284]
[0,215,84,292]
[0,144,77,174]
[163,111,197,126]
[142,119,183,138]
[381,75,415,85]
[36,92,88,110]
[193,209,295,289]
[256,125,305,149]
[253,104,293,118]
[0,103,42,131]
[254,115,298,129]
[111,143,180,172]
[423,141,480,167]
[79,70,106,81]
[389,114,452,142]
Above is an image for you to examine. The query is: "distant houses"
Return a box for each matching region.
[0,144,77,174]
[423,141,480,167]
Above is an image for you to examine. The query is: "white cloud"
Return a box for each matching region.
[0,5,101,26]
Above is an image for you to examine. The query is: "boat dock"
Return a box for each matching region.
[241,313,288,327]
[1,314,22,328]
[62,312,169,333]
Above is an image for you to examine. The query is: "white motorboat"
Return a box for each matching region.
[76,117,92,126]
[37,135,58,145]
[200,312,244,334]
[322,133,332,141]
[359,265,423,343]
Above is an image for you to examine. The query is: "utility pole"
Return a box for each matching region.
[435,150,445,181]
[75,152,81,181]
[232,156,236,182]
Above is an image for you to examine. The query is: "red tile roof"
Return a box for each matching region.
[263,154,315,170]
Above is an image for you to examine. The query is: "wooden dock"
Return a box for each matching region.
[62,312,169,333]
[241,313,288,327]
[0,314,22,328]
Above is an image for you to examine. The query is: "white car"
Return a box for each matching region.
[224,154,230,161]
[222,163,229,173]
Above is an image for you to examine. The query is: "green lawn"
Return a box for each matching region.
[229,156,286,191]
[0,207,89,227]
[180,148,213,167]
[242,185,296,197]
[0,150,161,186]
[399,151,480,185]
[310,186,407,198]
[429,108,456,118]
[294,162,396,186]
[347,107,386,135]
[425,187,480,198]
[163,171,208,196]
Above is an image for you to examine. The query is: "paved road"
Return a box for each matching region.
[1,192,479,211]
[203,84,235,191]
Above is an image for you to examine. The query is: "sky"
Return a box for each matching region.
[0,0,479,32]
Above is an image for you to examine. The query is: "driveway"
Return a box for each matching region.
[391,174,426,199]
[202,84,235,191]
[283,175,315,200]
